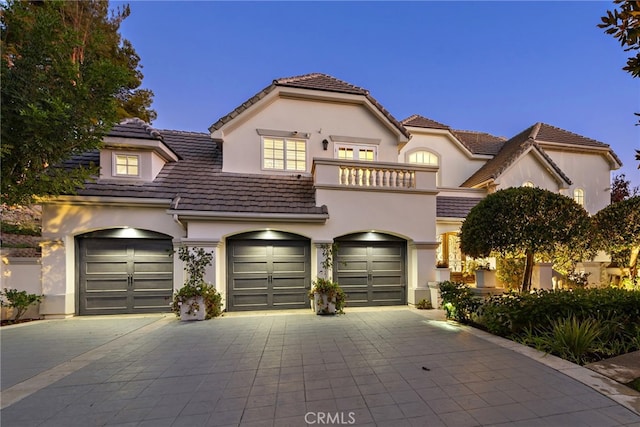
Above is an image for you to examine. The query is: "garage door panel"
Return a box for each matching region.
[273,292,308,306]
[335,240,406,307]
[232,245,268,257]
[272,277,307,289]
[85,277,128,291]
[227,238,310,311]
[232,262,269,274]
[78,237,173,315]
[84,296,128,310]
[232,277,269,290]
[85,261,128,274]
[233,294,269,308]
[272,261,307,273]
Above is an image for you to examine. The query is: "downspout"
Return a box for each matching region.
[171,196,186,231]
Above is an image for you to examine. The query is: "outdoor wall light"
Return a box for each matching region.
[322,139,329,150]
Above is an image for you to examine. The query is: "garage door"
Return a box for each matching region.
[227,232,310,311]
[335,235,406,306]
[77,230,173,315]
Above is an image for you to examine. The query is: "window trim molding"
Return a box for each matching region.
[261,136,308,172]
[257,128,310,139]
[329,135,381,145]
[405,148,440,166]
[334,143,378,161]
[112,152,141,177]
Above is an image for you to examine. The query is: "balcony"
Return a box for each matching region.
[312,158,438,193]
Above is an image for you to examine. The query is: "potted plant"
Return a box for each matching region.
[474,261,496,288]
[309,243,346,315]
[171,247,223,320]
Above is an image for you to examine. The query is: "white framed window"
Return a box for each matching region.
[522,181,535,188]
[335,144,376,161]
[262,137,306,171]
[573,188,584,206]
[113,153,140,177]
[408,150,438,165]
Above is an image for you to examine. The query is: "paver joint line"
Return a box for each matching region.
[0,315,171,409]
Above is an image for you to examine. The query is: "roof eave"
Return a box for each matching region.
[168,209,329,223]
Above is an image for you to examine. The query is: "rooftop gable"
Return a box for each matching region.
[402,114,450,130]
[461,123,571,188]
[209,73,410,140]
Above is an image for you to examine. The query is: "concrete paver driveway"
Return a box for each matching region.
[1,308,639,426]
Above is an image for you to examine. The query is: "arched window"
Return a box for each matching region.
[408,150,438,165]
[573,188,584,206]
[522,181,534,188]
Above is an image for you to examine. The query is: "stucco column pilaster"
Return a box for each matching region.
[176,238,221,293]
[314,240,333,279]
[409,241,439,305]
[39,238,74,318]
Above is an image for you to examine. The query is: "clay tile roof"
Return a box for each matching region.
[108,118,164,141]
[64,129,326,216]
[461,123,571,188]
[401,114,450,130]
[274,73,369,95]
[450,130,506,156]
[436,196,483,218]
[209,73,410,139]
[533,122,623,166]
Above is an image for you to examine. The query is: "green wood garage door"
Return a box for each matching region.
[77,231,173,315]
[227,233,310,311]
[335,236,406,306]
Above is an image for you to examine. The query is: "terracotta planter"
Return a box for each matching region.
[180,296,206,321]
[312,292,336,315]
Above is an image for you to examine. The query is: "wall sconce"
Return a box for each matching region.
[322,139,329,151]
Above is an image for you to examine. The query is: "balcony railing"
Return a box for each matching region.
[338,165,415,188]
[313,158,437,192]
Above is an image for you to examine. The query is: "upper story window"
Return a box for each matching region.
[336,144,376,161]
[408,150,438,165]
[263,137,306,171]
[573,188,584,206]
[113,153,140,177]
[522,181,535,188]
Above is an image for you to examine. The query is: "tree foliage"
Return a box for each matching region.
[611,173,640,203]
[1,0,156,206]
[460,187,593,292]
[592,196,640,279]
[599,0,640,78]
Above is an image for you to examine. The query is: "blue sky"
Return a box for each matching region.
[117,1,639,185]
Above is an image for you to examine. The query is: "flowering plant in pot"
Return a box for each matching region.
[171,247,223,320]
[309,243,346,314]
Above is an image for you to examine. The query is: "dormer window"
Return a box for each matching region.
[262,137,306,172]
[113,154,140,177]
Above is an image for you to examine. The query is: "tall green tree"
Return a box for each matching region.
[599,0,640,78]
[1,0,156,206]
[460,187,593,292]
[592,196,640,281]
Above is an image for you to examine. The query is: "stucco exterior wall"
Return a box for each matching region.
[496,152,562,192]
[399,130,488,187]
[544,149,612,214]
[40,202,186,317]
[221,94,401,174]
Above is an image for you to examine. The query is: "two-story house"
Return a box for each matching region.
[39,73,621,317]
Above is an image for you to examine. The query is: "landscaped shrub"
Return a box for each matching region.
[438,281,481,323]
[479,288,640,364]
[1,288,42,321]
